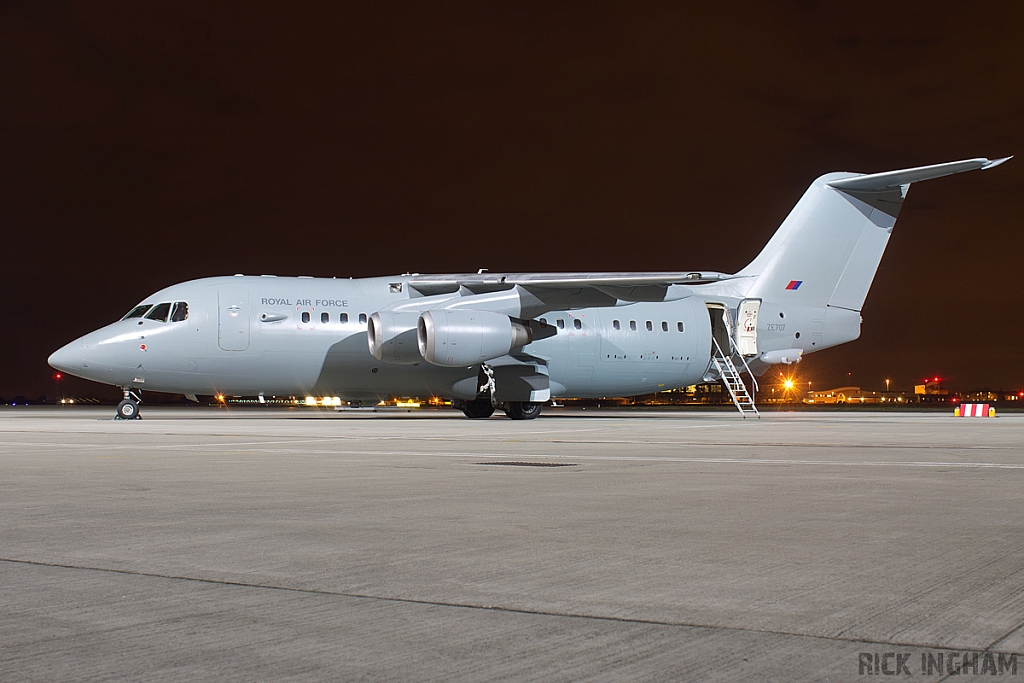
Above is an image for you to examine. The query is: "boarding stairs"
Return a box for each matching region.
[711,336,759,419]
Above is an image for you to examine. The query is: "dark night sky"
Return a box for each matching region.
[2,2,1022,399]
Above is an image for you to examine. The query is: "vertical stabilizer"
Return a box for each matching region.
[738,157,1009,312]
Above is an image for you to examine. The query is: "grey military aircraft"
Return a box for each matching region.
[49,157,1008,421]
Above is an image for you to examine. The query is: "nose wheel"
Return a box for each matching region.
[115,390,142,420]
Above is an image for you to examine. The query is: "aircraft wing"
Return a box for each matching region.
[408,271,738,295]
[396,271,745,319]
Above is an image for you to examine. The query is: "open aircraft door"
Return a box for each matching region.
[736,299,760,356]
[218,286,250,351]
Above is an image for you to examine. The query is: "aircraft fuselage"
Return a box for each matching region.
[54,274,826,401]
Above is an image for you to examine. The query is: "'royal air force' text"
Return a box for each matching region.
[262,298,348,307]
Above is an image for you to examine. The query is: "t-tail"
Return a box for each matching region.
[737,157,1010,352]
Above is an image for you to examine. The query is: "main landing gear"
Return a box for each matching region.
[456,398,544,420]
[503,401,544,420]
[455,363,545,420]
[116,389,142,420]
[461,397,496,419]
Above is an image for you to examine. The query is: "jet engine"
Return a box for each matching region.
[367,311,423,364]
[417,310,532,367]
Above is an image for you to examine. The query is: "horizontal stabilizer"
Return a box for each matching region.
[827,157,1010,192]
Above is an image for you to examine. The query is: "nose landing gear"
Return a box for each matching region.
[115,389,142,420]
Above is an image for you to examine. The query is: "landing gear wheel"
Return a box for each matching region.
[503,401,543,420]
[116,400,140,420]
[462,397,495,419]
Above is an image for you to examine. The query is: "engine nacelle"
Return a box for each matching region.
[417,310,532,367]
[367,311,423,364]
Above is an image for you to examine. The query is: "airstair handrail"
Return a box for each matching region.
[735,348,759,393]
[710,334,760,418]
[712,334,760,394]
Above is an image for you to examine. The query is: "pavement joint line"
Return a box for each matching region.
[110,449,1024,470]
[1,438,1020,453]
[4,441,1024,469]
[357,452,1024,469]
[980,613,1024,657]
[0,430,694,449]
[2,556,1016,656]
[831,548,1024,644]
[934,642,1024,683]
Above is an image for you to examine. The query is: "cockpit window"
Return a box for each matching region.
[169,302,189,322]
[145,302,172,322]
[122,305,152,320]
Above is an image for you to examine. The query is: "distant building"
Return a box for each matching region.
[806,387,866,404]
[963,389,1024,403]
[803,387,908,405]
[915,378,950,403]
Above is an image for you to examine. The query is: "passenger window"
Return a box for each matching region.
[613,320,620,330]
[557,319,565,329]
[661,321,668,332]
[677,322,685,332]
[301,311,310,324]
[121,304,152,320]
[646,321,653,331]
[573,318,582,330]
[145,303,172,322]
[539,318,548,329]
[629,320,636,331]
[321,312,329,324]
[340,313,349,323]
[359,313,367,324]
[169,302,189,322]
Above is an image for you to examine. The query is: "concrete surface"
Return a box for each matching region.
[2,406,1023,681]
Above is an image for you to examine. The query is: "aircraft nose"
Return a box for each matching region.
[48,340,82,374]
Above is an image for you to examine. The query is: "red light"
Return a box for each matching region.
[54,373,62,380]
